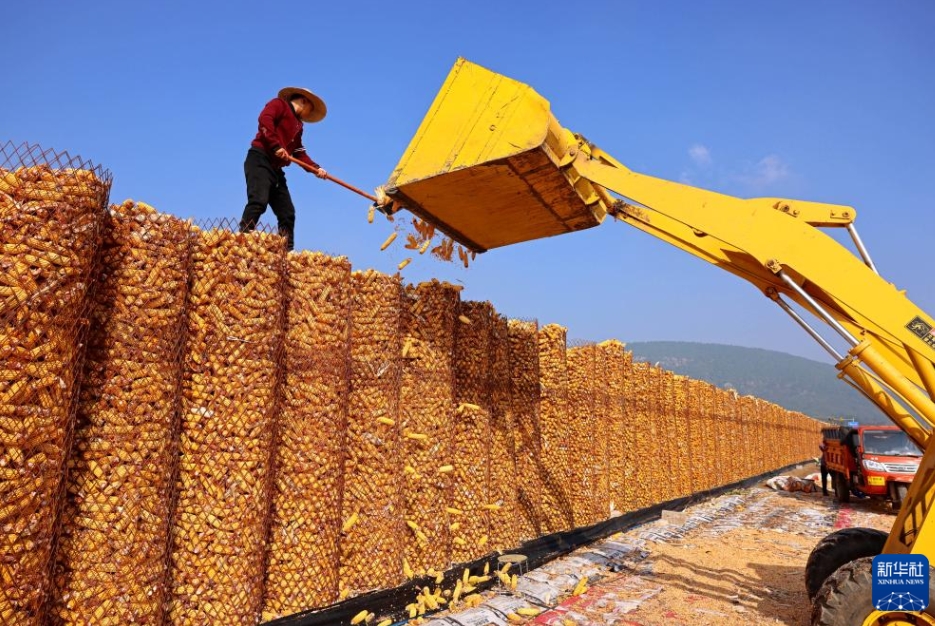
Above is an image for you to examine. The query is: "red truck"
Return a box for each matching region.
[821,424,922,507]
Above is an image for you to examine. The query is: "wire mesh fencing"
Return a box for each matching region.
[339,269,405,597]
[566,342,601,527]
[399,280,458,576]
[50,201,191,626]
[487,313,520,552]
[659,369,680,500]
[537,324,574,533]
[598,340,630,516]
[626,362,656,510]
[675,376,694,495]
[0,141,111,626]
[166,221,287,626]
[262,251,352,618]
[506,319,544,541]
[450,301,494,564]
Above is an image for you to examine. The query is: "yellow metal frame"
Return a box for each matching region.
[386,58,607,251]
[862,612,935,626]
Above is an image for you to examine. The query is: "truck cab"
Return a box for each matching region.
[822,424,921,507]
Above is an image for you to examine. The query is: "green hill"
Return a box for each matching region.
[624,341,887,425]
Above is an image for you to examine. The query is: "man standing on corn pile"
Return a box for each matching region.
[239,86,328,251]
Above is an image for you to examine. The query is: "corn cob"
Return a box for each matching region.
[380,231,397,251]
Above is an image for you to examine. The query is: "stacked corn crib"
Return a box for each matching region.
[0,142,111,625]
[0,144,825,625]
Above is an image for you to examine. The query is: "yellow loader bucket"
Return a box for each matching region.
[386,58,608,252]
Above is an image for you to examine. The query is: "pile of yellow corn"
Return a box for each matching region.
[0,165,106,209]
[450,301,494,563]
[537,324,574,533]
[506,319,545,539]
[671,375,691,498]
[51,201,190,625]
[263,252,352,617]
[399,280,459,575]
[598,340,631,516]
[692,380,719,490]
[566,344,602,527]
[167,228,285,625]
[0,164,107,625]
[625,362,656,509]
[657,369,679,500]
[740,395,759,479]
[487,314,520,551]
[340,270,405,596]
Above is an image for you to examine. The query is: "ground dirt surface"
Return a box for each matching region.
[416,463,897,626]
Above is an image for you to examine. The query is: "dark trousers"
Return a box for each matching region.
[820,461,829,495]
[239,148,296,250]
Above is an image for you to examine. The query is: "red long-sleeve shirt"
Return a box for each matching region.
[250,97,319,170]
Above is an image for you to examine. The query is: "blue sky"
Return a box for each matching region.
[5,1,933,362]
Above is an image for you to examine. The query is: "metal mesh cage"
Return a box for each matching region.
[450,300,494,564]
[487,313,520,551]
[506,319,544,541]
[658,369,678,501]
[626,362,655,510]
[537,324,574,533]
[50,201,191,625]
[566,343,600,527]
[599,341,630,516]
[399,280,458,575]
[263,251,352,618]
[166,221,286,625]
[339,270,405,596]
[0,141,111,625]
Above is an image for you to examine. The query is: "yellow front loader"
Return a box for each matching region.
[384,58,935,625]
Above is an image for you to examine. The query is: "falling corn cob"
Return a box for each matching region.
[380,231,398,250]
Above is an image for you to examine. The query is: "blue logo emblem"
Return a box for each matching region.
[872,554,929,612]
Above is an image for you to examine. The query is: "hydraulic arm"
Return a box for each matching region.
[385,59,935,567]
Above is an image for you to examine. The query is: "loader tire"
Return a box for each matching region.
[805,527,887,600]
[833,472,850,504]
[893,483,909,509]
[811,557,935,625]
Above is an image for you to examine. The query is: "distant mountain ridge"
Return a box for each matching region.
[624,341,887,425]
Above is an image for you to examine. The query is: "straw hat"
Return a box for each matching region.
[278,87,327,123]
